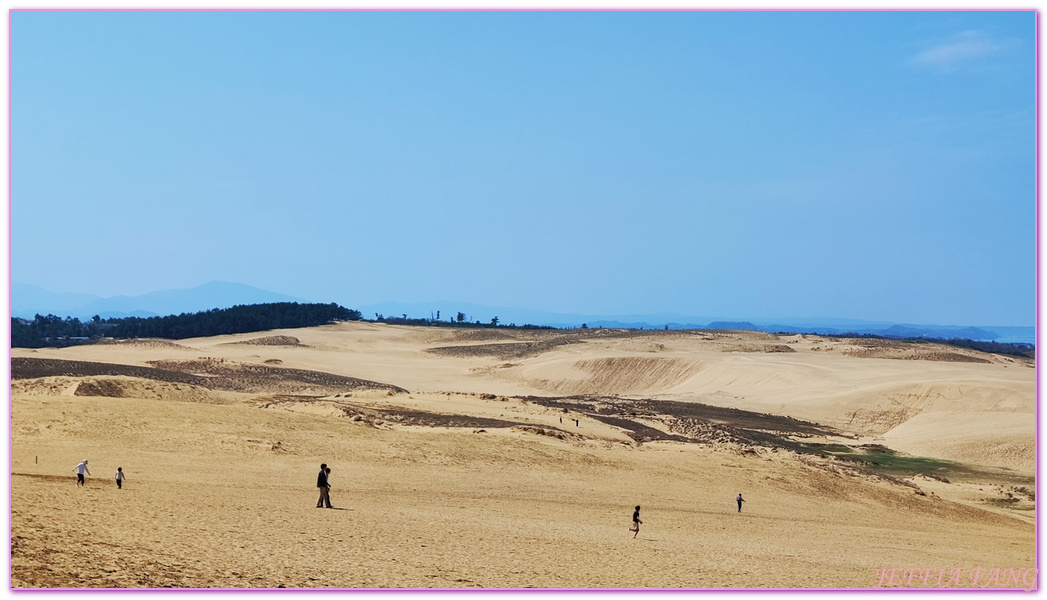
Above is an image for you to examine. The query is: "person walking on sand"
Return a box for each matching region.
[316,463,330,508]
[736,493,745,512]
[73,460,90,487]
[630,506,643,538]
[324,467,334,508]
[115,467,125,489]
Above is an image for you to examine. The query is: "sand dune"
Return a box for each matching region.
[524,356,703,395]
[10,323,1034,588]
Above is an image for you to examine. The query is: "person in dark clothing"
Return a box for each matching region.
[736,493,745,512]
[316,463,330,508]
[324,467,334,508]
[630,506,642,538]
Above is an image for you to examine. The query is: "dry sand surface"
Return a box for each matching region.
[10,324,1036,589]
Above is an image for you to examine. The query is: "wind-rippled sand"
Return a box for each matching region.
[10,323,1035,588]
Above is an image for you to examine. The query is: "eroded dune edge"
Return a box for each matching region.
[11,323,1035,589]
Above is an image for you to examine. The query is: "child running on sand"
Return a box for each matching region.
[736,493,745,512]
[630,506,642,538]
[115,467,125,489]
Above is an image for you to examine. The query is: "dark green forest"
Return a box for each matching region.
[11,303,362,348]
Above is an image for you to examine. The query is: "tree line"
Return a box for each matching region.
[907,336,1034,359]
[11,302,362,348]
[11,302,1032,360]
[371,311,552,330]
[819,333,1035,359]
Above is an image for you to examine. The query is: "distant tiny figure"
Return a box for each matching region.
[115,467,125,489]
[630,505,642,538]
[559,416,562,423]
[575,419,579,427]
[324,467,334,508]
[316,463,330,508]
[73,459,90,487]
[736,493,745,512]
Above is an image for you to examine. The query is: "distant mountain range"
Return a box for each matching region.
[11,282,1035,345]
[11,281,307,321]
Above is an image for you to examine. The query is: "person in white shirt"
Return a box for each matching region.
[73,460,90,487]
[115,467,125,489]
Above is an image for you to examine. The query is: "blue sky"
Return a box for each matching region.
[11,10,1035,325]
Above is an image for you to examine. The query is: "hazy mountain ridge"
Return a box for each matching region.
[12,282,308,320]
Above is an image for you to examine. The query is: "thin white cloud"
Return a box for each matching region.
[908,30,1002,70]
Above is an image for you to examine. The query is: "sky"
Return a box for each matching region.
[10,10,1036,326]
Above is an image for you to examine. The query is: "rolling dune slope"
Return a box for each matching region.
[10,322,1035,588]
